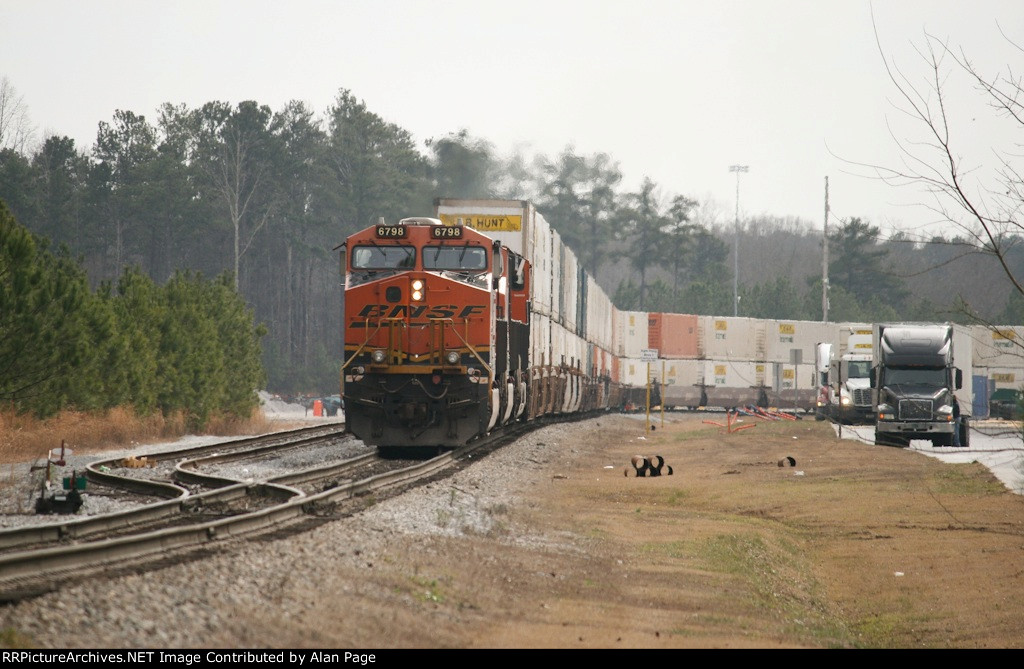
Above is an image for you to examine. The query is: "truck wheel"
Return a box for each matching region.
[875,432,908,448]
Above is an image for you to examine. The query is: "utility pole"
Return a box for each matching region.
[822,176,830,322]
[729,165,748,317]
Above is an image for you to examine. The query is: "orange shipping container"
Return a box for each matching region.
[660,313,699,358]
[648,312,663,350]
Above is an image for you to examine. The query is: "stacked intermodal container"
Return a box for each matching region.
[434,198,1024,419]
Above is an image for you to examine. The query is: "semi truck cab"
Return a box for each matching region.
[871,323,970,448]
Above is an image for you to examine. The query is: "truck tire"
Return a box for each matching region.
[876,433,909,448]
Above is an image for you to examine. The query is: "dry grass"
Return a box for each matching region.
[0,407,280,465]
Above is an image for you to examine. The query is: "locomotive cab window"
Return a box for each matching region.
[351,245,416,269]
[422,245,487,271]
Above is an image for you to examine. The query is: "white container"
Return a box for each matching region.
[549,229,563,324]
[531,313,552,368]
[701,359,762,409]
[617,311,650,358]
[622,358,659,388]
[660,359,705,407]
[586,276,614,350]
[559,240,579,334]
[765,319,841,364]
[762,362,818,410]
[698,316,764,361]
[435,198,553,317]
[971,325,1024,369]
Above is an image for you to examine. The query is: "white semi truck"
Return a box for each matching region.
[871,323,972,448]
[813,324,873,423]
[833,324,874,423]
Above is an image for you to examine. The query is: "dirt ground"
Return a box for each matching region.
[299,412,1024,649]
[4,412,1023,649]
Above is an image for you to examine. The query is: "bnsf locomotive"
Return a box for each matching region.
[339,200,643,452]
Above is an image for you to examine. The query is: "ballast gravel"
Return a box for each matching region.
[0,415,640,648]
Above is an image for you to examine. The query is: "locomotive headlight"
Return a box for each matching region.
[371,349,387,364]
[445,350,460,365]
[411,279,424,301]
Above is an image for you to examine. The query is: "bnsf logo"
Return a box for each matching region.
[356,304,486,319]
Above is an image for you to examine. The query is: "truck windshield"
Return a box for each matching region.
[846,361,871,378]
[883,367,946,387]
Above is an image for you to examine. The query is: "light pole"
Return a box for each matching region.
[729,165,748,317]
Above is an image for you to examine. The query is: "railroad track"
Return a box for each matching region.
[0,416,545,602]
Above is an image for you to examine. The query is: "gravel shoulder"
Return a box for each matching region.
[2,412,1024,649]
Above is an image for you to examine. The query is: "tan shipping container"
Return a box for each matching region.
[698,316,764,361]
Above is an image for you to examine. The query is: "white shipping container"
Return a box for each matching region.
[698,316,764,361]
[568,332,586,370]
[765,319,841,364]
[434,199,554,316]
[701,359,762,409]
[971,325,1024,369]
[549,229,562,324]
[588,278,614,349]
[660,359,705,408]
[617,311,650,358]
[531,313,552,369]
[763,362,818,410]
[560,240,579,333]
[622,358,660,388]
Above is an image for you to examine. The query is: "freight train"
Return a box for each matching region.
[338,198,1024,453]
[338,200,651,452]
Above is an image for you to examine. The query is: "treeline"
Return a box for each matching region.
[0,201,265,424]
[2,86,1022,394]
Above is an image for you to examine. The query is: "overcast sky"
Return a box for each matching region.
[2,0,1021,239]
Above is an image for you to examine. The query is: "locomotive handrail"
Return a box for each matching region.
[341,319,386,371]
[433,318,492,380]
